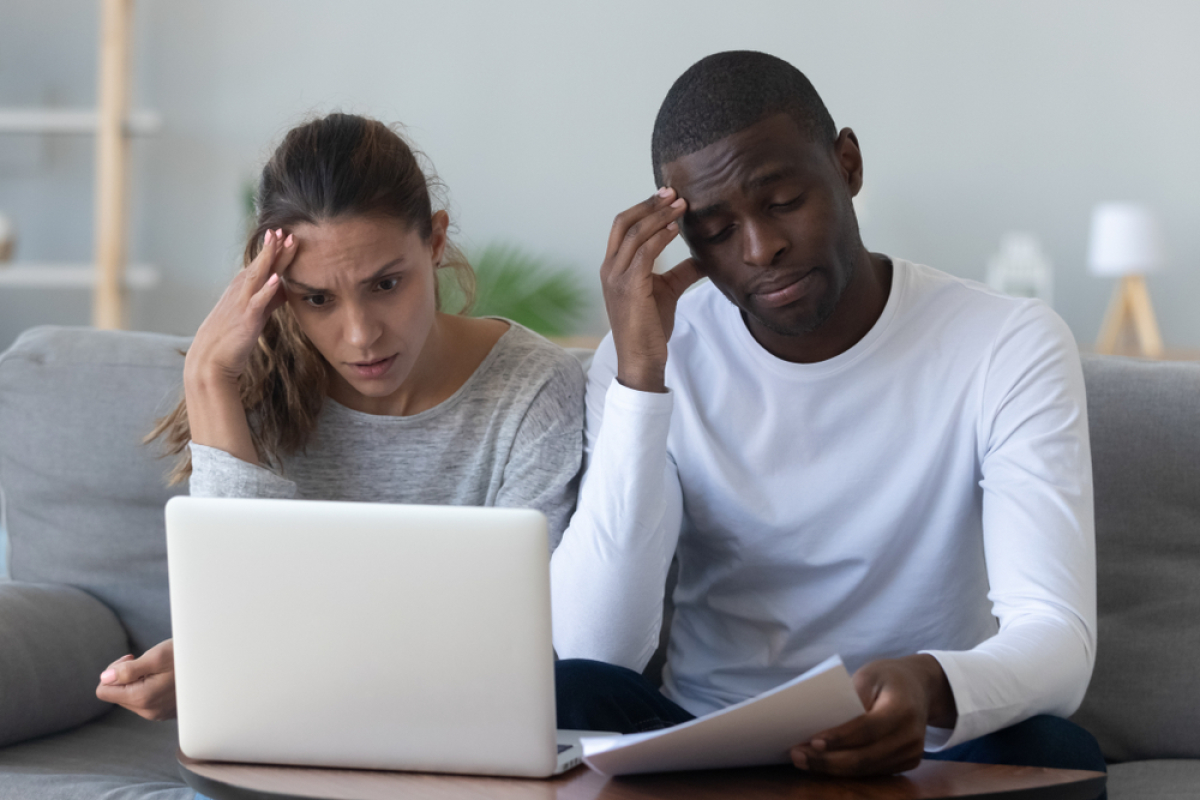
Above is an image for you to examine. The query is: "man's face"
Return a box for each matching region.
[663,113,865,339]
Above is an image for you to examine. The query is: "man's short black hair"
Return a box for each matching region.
[651,51,837,186]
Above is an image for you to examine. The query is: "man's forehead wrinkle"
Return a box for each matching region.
[672,144,751,219]
[679,160,799,222]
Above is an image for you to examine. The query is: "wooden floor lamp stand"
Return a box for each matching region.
[1094,274,1164,358]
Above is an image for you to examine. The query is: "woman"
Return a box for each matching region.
[95,113,585,719]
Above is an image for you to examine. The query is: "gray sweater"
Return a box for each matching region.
[188,323,585,548]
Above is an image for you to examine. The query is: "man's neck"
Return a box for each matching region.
[746,250,893,364]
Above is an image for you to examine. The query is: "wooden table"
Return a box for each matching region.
[178,751,1105,800]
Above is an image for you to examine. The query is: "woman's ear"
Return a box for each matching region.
[429,210,450,266]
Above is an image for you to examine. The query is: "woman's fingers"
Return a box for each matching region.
[252,273,283,314]
[247,229,284,287]
[273,233,297,274]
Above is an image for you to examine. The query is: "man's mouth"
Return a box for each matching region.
[348,354,397,380]
[751,271,819,309]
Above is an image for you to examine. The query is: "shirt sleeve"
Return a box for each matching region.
[494,354,586,552]
[550,335,685,671]
[921,301,1096,751]
[187,442,297,499]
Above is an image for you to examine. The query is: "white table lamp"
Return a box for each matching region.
[1089,203,1164,357]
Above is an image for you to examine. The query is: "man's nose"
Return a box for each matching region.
[742,219,789,268]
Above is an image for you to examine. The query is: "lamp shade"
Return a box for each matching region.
[1088,203,1162,277]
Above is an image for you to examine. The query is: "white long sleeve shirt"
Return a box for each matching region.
[551,258,1096,751]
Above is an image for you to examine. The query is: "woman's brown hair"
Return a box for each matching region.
[148,113,474,484]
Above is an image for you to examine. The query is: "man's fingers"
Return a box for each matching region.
[808,711,895,754]
[795,733,923,777]
[612,198,686,277]
[659,257,703,301]
[606,189,675,261]
[610,214,684,290]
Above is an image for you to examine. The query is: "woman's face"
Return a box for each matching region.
[281,213,448,406]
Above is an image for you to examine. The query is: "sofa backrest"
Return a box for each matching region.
[1071,355,1200,762]
[0,326,190,653]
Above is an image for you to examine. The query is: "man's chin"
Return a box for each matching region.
[746,301,832,338]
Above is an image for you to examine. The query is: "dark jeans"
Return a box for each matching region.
[556,659,1107,778]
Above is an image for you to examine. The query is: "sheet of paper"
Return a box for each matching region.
[580,655,864,776]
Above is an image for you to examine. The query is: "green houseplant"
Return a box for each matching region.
[448,243,588,338]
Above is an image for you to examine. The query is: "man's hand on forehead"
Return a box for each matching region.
[599,188,701,394]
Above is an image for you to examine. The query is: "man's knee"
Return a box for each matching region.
[556,659,647,703]
[930,715,1106,774]
[1000,715,1107,773]
[555,659,691,733]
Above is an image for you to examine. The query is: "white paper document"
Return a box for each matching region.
[580,655,864,776]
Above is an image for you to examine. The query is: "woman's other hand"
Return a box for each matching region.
[95,638,177,721]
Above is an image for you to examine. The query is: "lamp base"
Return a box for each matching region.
[1095,275,1164,357]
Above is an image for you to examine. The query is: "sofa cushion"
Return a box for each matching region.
[1072,355,1200,762]
[0,582,129,748]
[0,707,191,800]
[1107,759,1200,799]
[0,326,191,654]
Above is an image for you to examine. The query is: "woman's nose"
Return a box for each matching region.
[344,305,382,350]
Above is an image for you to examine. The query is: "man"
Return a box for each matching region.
[550,50,1105,778]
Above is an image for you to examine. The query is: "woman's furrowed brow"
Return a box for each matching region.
[284,257,407,293]
[358,257,406,286]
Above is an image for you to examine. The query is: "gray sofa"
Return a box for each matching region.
[0,326,1196,799]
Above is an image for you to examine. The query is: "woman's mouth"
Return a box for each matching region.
[349,354,397,380]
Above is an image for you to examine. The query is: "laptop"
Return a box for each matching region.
[165,496,586,778]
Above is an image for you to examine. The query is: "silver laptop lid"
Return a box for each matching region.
[166,497,560,778]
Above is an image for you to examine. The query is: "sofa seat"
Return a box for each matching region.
[1107,760,1200,799]
[0,708,190,800]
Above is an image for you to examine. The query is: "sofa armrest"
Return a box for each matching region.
[0,582,129,748]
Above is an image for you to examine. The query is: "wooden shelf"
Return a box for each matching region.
[0,263,159,289]
[0,107,161,136]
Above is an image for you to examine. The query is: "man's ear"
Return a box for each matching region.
[833,128,864,198]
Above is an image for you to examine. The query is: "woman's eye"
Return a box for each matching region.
[304,294,328,308]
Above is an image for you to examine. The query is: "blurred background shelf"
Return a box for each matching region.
[0,107,161,136]
[0,0,151,330]
[0,264,159,289]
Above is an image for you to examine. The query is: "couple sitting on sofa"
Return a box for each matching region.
[97,50,1106,780]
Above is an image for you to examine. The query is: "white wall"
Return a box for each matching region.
[2,0,1199,350]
